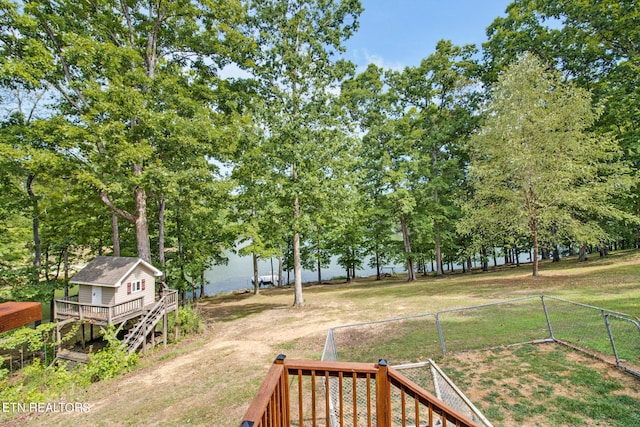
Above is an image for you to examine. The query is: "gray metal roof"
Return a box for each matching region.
[70,256,162,287]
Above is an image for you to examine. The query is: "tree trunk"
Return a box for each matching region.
[317,242,322,285]
[158,198,165,279]
[112,212,120,257]
[541,248,550,260]
[134,183,151,262]
[578,243,588,261]
[399,215,415,281]
[532,223,539,276]
[200,270,205,299]
[278,254,283,287]
[481,247,488,272]
[375,250,381,280]
[293,229,303,305]
[252,252,260,295]
[27,174,41,269]
[434,231,444,276]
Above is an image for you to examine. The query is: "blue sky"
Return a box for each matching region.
[344,0,513,70]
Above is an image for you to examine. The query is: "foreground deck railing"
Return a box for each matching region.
[240,355,481,427]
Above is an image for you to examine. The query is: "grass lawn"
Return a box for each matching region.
[11,249,640,426]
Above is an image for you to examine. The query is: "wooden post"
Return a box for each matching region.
[90,324,94,341]
[81,322,86,350]
[56,323,61,349]
[174,305,178,342]
[375,359,391,427]
[163,302,168,348]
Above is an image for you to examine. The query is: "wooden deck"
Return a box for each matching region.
[241,355,485,427]
[54,295,146,325]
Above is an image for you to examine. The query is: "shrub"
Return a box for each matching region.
[83,326,138,383]
[169,304,205,338]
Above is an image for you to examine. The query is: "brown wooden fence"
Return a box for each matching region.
[240,355,481,427]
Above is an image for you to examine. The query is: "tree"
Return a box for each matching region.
[483,0,640,249]
[1,0,248,262]
[248,0,362,306]
[392,40,479,276]
[465,53,632,276]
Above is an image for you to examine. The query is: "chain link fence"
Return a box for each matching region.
[320,295,640,426]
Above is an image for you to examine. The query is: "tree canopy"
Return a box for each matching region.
[1,0,639,306]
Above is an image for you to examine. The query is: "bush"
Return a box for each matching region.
[83,326,138,383]
[169,304,205,338]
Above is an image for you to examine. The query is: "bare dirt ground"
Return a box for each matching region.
[20,288,366,427]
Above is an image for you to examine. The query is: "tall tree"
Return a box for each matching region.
[465,53,632,276]
[393,40,479,276]
[248,0,362,306]
[1,0,248,262]
[483,0,640,248]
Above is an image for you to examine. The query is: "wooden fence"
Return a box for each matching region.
[240,355,481,427]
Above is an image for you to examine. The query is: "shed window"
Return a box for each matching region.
[131,280,142,293]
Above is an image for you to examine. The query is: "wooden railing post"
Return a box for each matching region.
[375,359,391,427]
[275,354,289,426]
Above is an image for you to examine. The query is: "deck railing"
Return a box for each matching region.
[240,355,481,427]
[54,296,145,324]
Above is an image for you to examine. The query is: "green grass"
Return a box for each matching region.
[324,251,640,426]
[441,343,640,427]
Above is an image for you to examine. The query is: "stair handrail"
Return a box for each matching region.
[123,293,168,354]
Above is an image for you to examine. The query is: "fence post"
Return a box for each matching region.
[375,359,391,427]
[436,313,446,355]
[602,312,620,367]
[541,296,555,341]
[275,354,289,426]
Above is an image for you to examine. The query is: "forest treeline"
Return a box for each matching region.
[1,0,638,308]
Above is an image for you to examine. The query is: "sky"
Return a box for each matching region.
[344,0,513,71]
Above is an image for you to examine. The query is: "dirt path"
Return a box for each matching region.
[21,291,361,427]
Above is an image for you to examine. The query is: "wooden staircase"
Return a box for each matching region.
[123,289,178,355]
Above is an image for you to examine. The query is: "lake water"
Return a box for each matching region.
[202,252,406,296]
[201,249,533,296]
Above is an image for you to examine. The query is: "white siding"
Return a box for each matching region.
[102,287,115,306]
[117,267,156,307]
[78,285,92,304]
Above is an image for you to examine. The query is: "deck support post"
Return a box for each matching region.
[375,359,391,427]
[163,310,168,348]
[174,305,179,342]
[81,322,86,350]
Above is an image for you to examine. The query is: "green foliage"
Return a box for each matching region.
[84,326,138,383]
[172,305,205,338]
[0,323,56,353]
[462,53,634,275]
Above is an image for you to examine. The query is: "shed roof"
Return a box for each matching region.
[70,256,163,287]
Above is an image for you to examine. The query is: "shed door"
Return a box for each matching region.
[92,286,102,305]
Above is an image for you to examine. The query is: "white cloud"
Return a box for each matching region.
[351,48,406,72]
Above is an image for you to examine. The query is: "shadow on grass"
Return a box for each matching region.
[197,301,289,322]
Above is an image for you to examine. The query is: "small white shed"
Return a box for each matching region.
[70,256,163,309]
